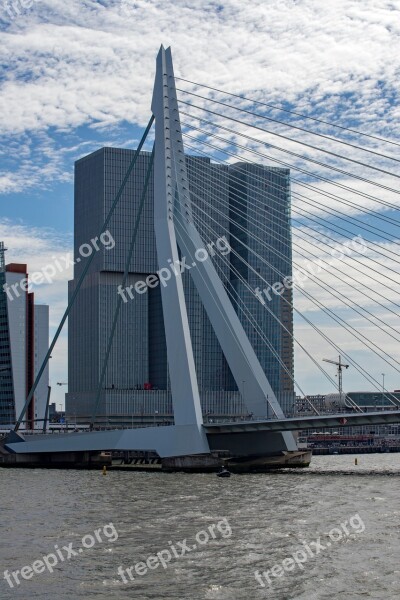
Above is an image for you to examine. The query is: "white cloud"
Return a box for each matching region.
[0,0,399,136]
[1,0,399,214]
[1,0,400,401]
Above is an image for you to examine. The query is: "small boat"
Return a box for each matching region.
[217,467,231,478]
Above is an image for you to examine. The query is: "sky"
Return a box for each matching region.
[1,0,400,409]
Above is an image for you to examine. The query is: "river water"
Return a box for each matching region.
[1,454,400,599]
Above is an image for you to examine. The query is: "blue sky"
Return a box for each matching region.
[0,122,149,231]
[1,0,400,407]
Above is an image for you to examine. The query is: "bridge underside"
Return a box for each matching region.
[2,410,400,472]
[2,425,310,471]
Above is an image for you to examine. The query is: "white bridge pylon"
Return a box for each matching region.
[151,45,296,450]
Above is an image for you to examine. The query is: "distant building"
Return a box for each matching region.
[297,391,400,414]
[0,245,49,429]
[296,394,326,414]
[67,148,294,425]
[296,391,400,437]
[346,391,400,410]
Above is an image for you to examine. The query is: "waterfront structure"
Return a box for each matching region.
[5,46,400,471]
[0,251,49,429]
[66,149,294,425]
[4,46,301,470]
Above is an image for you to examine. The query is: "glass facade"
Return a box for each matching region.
[229,164,294,412]
[67,148,294,423]
[347,391,400,409]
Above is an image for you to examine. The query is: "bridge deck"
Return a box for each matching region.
[203,411,400,434]
[4,411,400,456]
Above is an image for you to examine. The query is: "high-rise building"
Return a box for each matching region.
[229,163,294,407]
[34,305,50,425]
[0,249,50,429]
[66,148,294,425]
[0,243,14,427]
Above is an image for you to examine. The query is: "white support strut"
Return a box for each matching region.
[152,45,296,451]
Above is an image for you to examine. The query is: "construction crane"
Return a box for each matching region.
[323,355,350,398]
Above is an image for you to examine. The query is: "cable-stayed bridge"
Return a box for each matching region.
[2,46,400,471]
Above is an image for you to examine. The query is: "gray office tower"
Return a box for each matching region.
[66,149,294,425]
